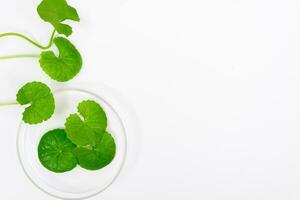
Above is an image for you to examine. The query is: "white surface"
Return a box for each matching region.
[1,0,300,199]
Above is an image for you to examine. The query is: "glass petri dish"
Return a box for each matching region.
[17,88,127,200]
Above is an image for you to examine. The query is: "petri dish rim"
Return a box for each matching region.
[17,87,128,200]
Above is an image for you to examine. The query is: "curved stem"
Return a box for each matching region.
[0,54,40,60]
[0,29,56,50]
[0,102,18,106]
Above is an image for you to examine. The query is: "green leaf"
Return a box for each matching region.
[16,81,55,124]
[38,129,77,173]
[65,100,107,146]
[39,37,82,82]
[37,0,80,36]
[74,132,116,170]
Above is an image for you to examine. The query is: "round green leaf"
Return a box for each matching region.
[74,132,116,170]
[65,100,107,146]
[39,37,82,82]
[37,0,80,36]
[16,81,55,124]
[38,129,77,173]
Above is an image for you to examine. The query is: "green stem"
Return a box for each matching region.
[0,29,56,50]
[0,102,18,106]
[0,54,40,60]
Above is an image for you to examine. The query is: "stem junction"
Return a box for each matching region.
[0,29,55,50]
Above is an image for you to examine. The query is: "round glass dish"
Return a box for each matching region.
[17,88,127,200]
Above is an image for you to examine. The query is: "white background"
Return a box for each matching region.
[1,0,300,199]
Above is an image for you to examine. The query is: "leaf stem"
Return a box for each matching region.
[0,29,56,50]
[0,54,40,60]
[0,102,18,106]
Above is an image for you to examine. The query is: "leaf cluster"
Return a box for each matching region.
[37,0,82,82]
[1,0,117,174]
[1,0,116,173]
[38,100,116,172]
[13,0,82,124]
